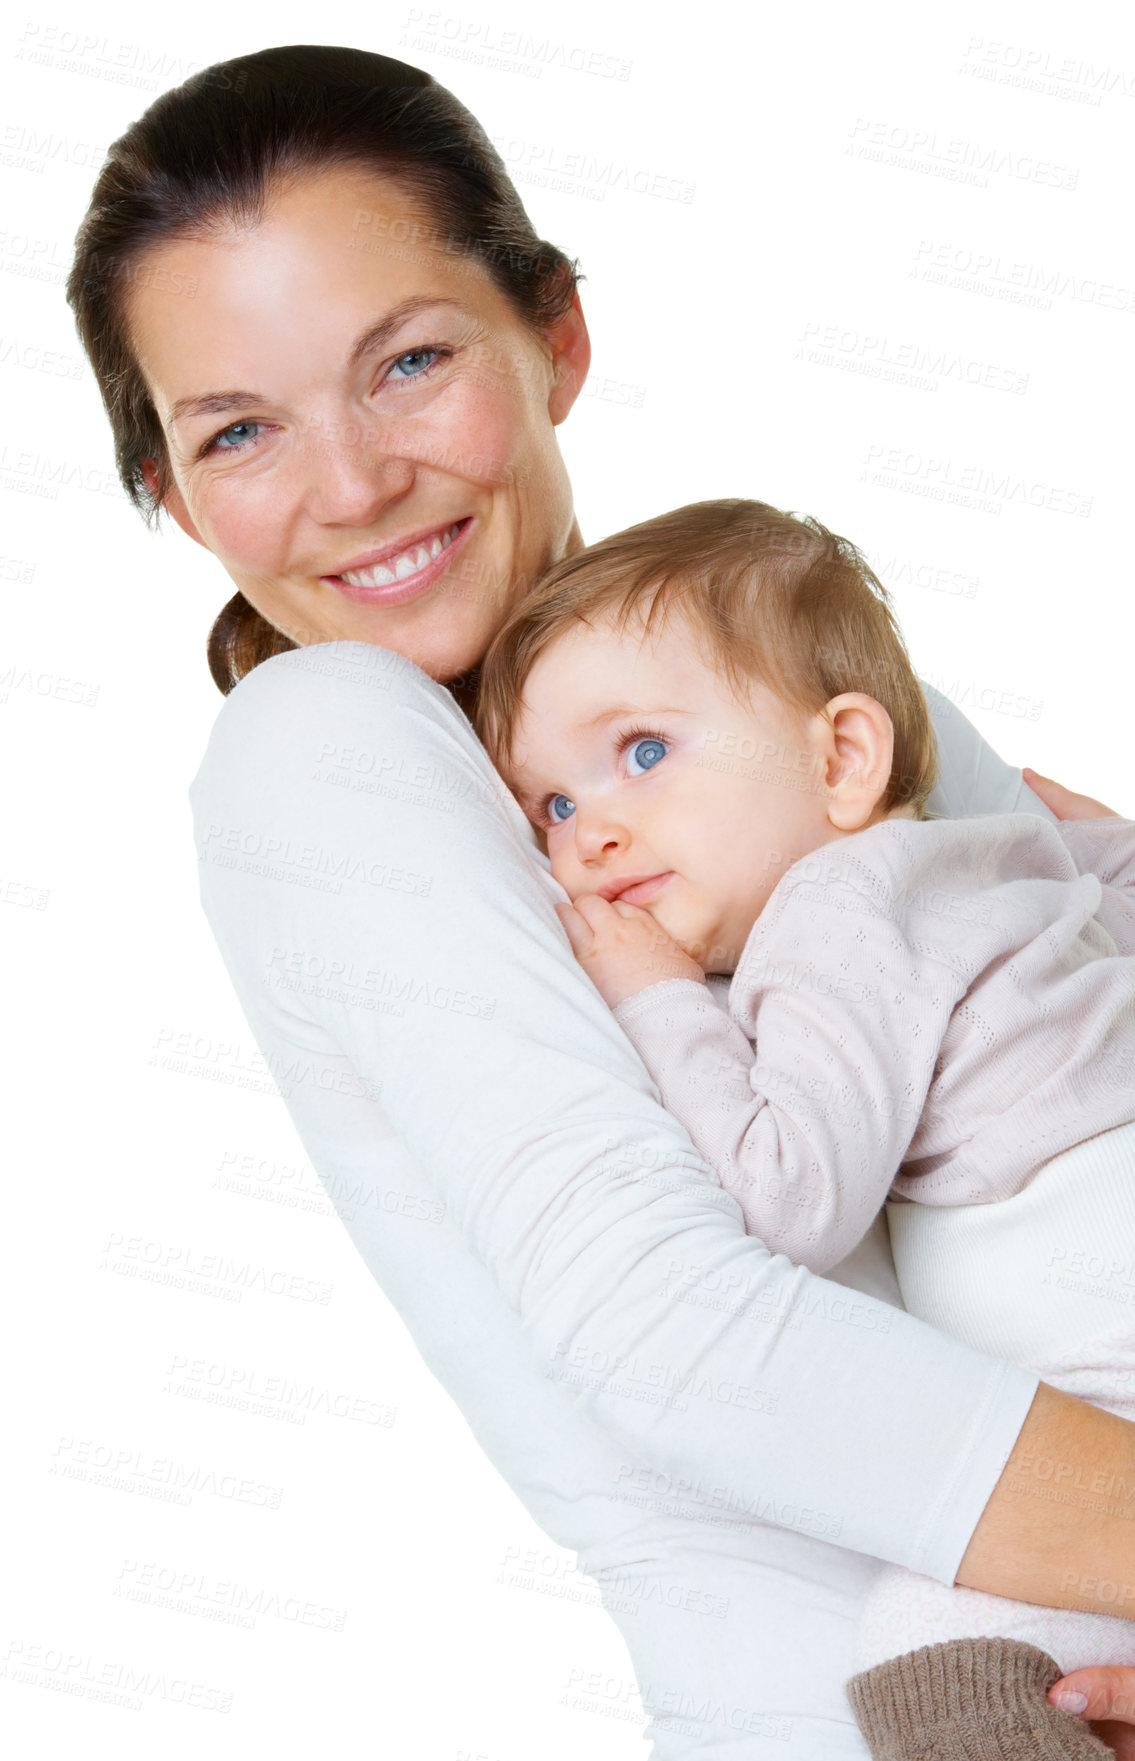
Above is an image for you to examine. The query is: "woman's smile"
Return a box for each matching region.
[323,516,474,605]
[126,166,590,681]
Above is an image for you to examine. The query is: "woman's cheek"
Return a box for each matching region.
[442,371,550,489]
[199,468,299,574]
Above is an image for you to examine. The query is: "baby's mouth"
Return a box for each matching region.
[603,872,675,907]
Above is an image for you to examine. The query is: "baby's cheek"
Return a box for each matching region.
[547,844,581,899]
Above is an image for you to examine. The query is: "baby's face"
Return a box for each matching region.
[505,610,846,973]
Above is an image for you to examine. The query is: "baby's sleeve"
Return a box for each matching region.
[612,870,964,1273]
[1055,817,1135,956]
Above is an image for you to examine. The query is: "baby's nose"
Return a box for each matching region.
[575,813,630,861]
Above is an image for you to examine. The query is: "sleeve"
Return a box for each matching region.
[611,871,962,1274]
[919,684,1133,926]
[1054,817,1135,956]
[189,643,1040,1586]
[921,682,1056,822]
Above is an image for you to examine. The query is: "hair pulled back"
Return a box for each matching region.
[66,43,580,693]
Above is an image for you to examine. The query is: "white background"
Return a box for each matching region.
[2,0,1132,1754]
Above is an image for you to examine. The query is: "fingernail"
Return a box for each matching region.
[1053,1691,1089,1714]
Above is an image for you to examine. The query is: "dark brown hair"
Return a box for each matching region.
[474,499,939,816]
[66,43,580,694]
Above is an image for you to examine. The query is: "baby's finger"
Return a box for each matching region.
[553,901,594,957]
[570,892,618,931]
[610,899,653,920]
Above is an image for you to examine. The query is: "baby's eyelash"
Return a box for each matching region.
[530,724,669,828]
[530,792,566,829]
[618,723,668,754]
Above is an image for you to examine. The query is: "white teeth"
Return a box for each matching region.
[338,523,462,588]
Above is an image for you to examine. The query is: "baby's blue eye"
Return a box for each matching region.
[626,737,668,774]
[547,794,575,824]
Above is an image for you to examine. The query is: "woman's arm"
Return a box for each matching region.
[922,683,1057,821]
[960,1382,1135,1607]
[190,642,1135,1609]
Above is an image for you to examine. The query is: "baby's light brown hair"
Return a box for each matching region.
[473,498,939,816]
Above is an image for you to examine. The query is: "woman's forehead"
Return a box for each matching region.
[125,166,502,410]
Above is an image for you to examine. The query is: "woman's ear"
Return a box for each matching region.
[819,694,896,832]
[546,290,592,425]
[140,458,209,548]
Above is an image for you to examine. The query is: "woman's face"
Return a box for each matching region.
[127,166,591,681]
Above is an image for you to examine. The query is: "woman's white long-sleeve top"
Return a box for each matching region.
[187,644,1051,1755]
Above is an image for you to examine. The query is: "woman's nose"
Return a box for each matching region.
[298,421,415,526]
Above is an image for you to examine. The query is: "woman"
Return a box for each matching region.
[67,44,1135,1753]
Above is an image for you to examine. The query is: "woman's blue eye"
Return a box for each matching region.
[212,420,262,452]
[389,348,437,380]
[626,737,668,775]
[547,794,575,824]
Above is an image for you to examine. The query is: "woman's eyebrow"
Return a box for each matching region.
[167,389,265,430]
[166,298,467,430]
[347,295,466,366]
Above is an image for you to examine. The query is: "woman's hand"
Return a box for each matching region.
[1049,1670,1135,1758]
[1023,769,1121,821]
[554,894,706,1010]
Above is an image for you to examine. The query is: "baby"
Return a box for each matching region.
[472,498,1135,1761]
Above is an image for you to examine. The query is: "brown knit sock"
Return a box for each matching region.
[847,1637,1115,1759]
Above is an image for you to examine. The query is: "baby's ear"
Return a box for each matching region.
[822,694,895,833]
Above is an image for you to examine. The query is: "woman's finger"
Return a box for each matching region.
[1022,768,1121,821]
[1049,1666,1135,1722]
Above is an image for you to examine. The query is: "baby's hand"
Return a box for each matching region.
[554,893,706,1010]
